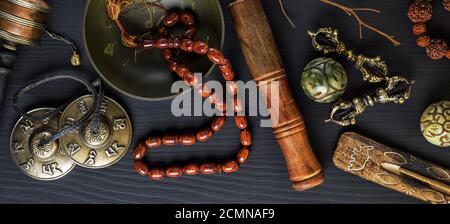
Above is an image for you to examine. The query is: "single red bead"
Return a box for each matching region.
[234,97,244,113]
[134,160,148,176]
[180,12,195,26]
[145,137,161,148]
[193,41,209,54]
[183,163,199,175]
[169,37,180,48]
[166,167,183,178]
[149,169,165,180]
[142,39,156,49]
[176,65,190,79]
[179,134,196,145]
[200,163,219,175]
[211,116,226,132]
[163,12,179,27]
[155,38,169,49]
[162,49,172,60]
[197,127,213,142]
[240,129,252,146]
[133,143,148,160]
[180,39,194,52]
[235,116,248,129]
[237,147,250,164]
[183,27,197,39]
[222,160,239,173]
[162,134,178,145]
[222,70,235,81]
[183,72,198,86]
[207,48,225,65]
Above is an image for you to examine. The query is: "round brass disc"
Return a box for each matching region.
[59,95,132,169]
[10,108,75,181]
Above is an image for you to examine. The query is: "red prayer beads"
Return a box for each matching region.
[107,8,253,181]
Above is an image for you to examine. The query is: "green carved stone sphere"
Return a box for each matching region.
[301,57,347,103]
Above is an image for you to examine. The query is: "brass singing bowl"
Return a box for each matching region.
[84,0,224,100]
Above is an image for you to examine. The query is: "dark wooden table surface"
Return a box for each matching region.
[0,0,448,204]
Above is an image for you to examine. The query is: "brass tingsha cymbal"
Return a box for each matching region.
[10,108,75,181]
[59,95,132,169]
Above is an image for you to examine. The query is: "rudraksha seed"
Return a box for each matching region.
[417,35,431,48]
[408,0,433,23]
[412,23,427,35]
[444,0,450,11]
[426,39,447,60]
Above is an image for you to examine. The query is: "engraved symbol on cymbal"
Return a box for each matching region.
[20,158,34,171]
[63,117,76,128]
[106,141,125,158]
[84,149,97,165]
[112,118,127,131]
[12,141,25,153]
[20,119,34,134]
[99,98,108,115]
[68,143,81,156]
[42,162,63,176]
[78,100,89,114]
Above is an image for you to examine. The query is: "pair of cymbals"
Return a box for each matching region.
[10,95,132,181]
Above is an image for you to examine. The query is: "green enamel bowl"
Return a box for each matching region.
[84,0,224,101]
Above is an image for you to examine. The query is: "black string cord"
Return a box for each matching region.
[13,73,103,146]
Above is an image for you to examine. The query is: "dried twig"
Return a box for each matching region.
[320,0,400,46]
[278,0,296,29]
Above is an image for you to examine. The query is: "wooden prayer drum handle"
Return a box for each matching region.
[229,0,324,191]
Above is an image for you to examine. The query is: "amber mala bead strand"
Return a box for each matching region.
[130,11,252,180]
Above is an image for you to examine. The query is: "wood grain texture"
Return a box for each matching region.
[334,132,450,204]
[0,0,448,204]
